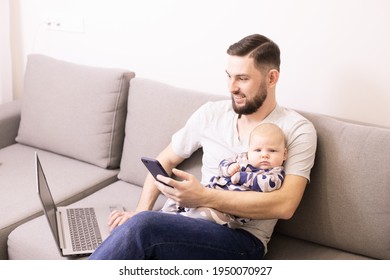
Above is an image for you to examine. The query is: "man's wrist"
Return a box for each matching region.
[200,187,218,209]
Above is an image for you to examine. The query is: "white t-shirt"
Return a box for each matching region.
[171,100,317,252]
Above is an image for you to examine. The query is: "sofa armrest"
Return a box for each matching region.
[0,99,21,149]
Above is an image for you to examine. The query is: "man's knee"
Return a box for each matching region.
[127,211,163,234]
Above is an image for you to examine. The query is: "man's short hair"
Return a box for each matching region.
[227,34,281,72]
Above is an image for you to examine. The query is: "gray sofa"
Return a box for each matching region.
[1,55,389,260]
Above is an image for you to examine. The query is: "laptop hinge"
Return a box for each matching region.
[56,210,66,250]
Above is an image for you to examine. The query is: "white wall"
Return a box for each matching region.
[10,0,390,127]
[0,0,13,103]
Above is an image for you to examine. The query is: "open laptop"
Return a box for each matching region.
[35,152,121,257]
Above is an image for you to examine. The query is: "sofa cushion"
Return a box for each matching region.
[16,55,135,169]
[275,112,390,259]
[0,144,119,260]
[118,78,225,185]
[265,233,372,260]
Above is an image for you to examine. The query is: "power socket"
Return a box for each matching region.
[44,14,84,33]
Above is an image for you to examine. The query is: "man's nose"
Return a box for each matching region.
[228,79,239,93]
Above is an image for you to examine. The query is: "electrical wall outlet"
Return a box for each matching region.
[45,13,84,33]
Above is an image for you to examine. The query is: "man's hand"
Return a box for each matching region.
[155,168,208,208]
[108,210,139,231]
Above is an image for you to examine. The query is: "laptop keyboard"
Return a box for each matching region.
[67,208,102,252]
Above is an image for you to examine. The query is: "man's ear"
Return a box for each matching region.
[268,69,279,87]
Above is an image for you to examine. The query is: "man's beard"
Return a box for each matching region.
[232,84,267,115]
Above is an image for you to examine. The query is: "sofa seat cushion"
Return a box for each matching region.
[7,180,167,260]
[16,55,135,169]
[0,144,119,259]
[265,233,372,260]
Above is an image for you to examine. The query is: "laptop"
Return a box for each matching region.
[35,152,121,257]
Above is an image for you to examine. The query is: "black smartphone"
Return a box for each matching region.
[141,157,172,187]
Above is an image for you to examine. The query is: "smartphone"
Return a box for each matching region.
[141,157,172,187]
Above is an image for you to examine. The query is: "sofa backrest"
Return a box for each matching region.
[276,112,390,259]
[118,78,225,185]
[16,55,135,169]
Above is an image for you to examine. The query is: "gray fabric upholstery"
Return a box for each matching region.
[275,111,390,259]
[1,55,136,260]
[118,78,225,185]
[16,55,135,169]
[0,144,119,260]
[0,99,21,149]
[265,233,371,260]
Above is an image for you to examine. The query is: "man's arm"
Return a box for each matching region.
[157,171,307,220]
[136,143,185,212]
[108,143,184,230]
[207,174,307,220]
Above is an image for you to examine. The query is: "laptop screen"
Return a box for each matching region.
[36,154,60,246]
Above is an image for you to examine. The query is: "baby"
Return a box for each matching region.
[161,122,287,225]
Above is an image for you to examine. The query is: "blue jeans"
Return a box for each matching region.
[89,211,265,260]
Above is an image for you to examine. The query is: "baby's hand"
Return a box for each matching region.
[227,163,240,184]
[227,162,240,176]
[231,172,240,184]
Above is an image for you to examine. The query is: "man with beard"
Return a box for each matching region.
[89,34,317,260]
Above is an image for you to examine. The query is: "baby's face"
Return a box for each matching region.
[247,133,287,169]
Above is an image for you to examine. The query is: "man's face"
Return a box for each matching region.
[226,55,268,115]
